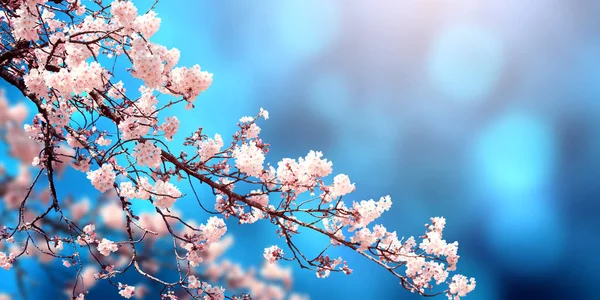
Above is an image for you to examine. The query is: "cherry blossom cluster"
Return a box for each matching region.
[133,140,162,169]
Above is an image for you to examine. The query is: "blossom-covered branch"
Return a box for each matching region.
[0,0,475,299]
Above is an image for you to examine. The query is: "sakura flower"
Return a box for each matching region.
[187,275,201,289]
[86,164,116,193]
[118,283,135,299]
[200,216,227,244]
[111,0,138,29]
[263,245,283,264]
[97,238,118,256]
[331,174,355,198]
[259,107,269,120]
[133,140,162,169]
[153,180,181,208]
[232,141,265,177]
[0,252,14,270]
[448,275,476,300]
[55,240,64,251]
[197,133,223,162]
[168,65,213,106]
[160,116,179,141]
[134,11,161,38]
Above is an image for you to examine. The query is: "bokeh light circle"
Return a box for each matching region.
[473,111,556,193]
[428,24,504,103]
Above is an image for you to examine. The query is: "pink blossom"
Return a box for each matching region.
[134,11,161,38]
[168,65,213,106]
[197,133,223,162]
[187,275,201,289]
[331,174,355,198]
[153,180,181,208]
[201,216,227,244]
[13,8,38,41]
[160,116,179,141]
[118,283,136,299]
[263,245,283,264]
[232,141,265,177]
[133,140,162,169]
[448,275,476,300]
[86,164,116,193]
[110,0,138,29]
[97,238,118,256]
[246,123,261,139]
[0,252,15,270]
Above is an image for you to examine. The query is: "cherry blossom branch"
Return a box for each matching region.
[0,1,476,299]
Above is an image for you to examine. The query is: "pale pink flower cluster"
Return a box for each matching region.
[315,256,343,278]
[232,141,265,177]
[0,252,15,270]
[64,40,94,68]
[263,245,283,264]
[182,217,227,267]
[246,123,261,139]
[200,217,227,244]
[350,217,470,296]
[160,116,179,141]
[69,61,106,94]
[118,283,136,299]
[23,118,43,141]
[259,107,269,120]
[119,177,153,200]
[22,69,46,99]
[200,282,225,300]
[187,275,201,289]
[96,136,112,147]
[405,258,449,289]
[13,8,38,41]
[97,238,118,256]
[118,89,158,140]
[46,99,75,130]
[133,11,161,38]
[133,140,162,168]
[72,158,91,172]
[330,174,355,198]
[107,81,126,99]
[448,275,476,300]
[66,133,84,149]
[54,239,64,251]
[197,133,224,162]
[76,224,97,246]
[168,65,213,107]
[86,163,116,193]
[234,191,269,224]
[349,195,392,231]
[110,0,138,29]
[129,37,165,88]
[153,180,181,208]
[24,61,107,99]
[276,150,332,193]
[350,227,379,251]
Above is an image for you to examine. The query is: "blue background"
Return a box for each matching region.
[1,0,599,299]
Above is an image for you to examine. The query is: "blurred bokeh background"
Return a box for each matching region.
[2,0,600,299]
